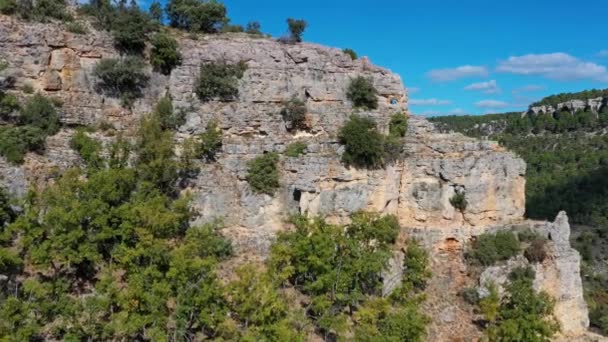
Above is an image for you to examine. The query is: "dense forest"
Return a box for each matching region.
[430,98,608,335]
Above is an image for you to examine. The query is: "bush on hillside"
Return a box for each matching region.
[343,48,357,60]
[166,0,228,32]
[468,231,520,266]
[246,152,279,195]
[245,21,261,35]
[286,18,306,43]
[338,115,385,169]
[284,141,306,157]
[93,57,149,106]
[71,130,103,169]
[4,0,73,22]
[484,267,559,340]
[389,112,408,137]
[65,21,87,34]
[280,97,307,131]
[269,212,429,340]
[347,76,378,110]
[195,61,247,102]
[152,95,185,130]
[19,93,61,135]
[0,0,17,14]
[0,92,19,120]
[111,3,155,54]
[449,192,467,212]
[199,120,222,161]
[0,126,46,164]
[148,0,162,23]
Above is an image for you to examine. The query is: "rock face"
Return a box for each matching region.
[528,96,608,116]
[0,15,591,341]
[479,212,589,336]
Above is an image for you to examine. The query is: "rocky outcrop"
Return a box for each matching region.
[528,96,608,116]
[479,212,589,336]
[0,15,592,341]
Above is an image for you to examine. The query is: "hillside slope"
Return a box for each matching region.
[0,8,595,341]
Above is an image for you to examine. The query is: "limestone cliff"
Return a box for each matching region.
[0,15,594,341]
[528,96,608,116]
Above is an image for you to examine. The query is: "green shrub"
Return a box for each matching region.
[19,94,61,135]
[93,57,149,106]
[166,0,228,33]
[338,115,385,169]
[221,24,243,33]
[343,48,357,60]
[246,152,279,195]
[150,32,182,75]
[225,264,306,341]
[460,287,480,305]
[245,21,261,35]
[286,18,306,43]
[0,126,46,163]
[479,282,500,322]
[449,192,467,212]
[389,112,408,137]
[518,228,542,242]
[21,84,34,94]
[284,141,306,157]
[0,0,17,14]
[65,21,87,34]
[71,130,103,169]
[148,0,162,23]
[135,113,180,194]
[111,3,155,54]
[79,0,115,30]
[0,92,19,120]
[195,61,247,102]
[270,212,428,340]
[280,97,307,131]
[347,76,378,110]
[199,120,222,161]
[484,267,559,341]
[468,231,520,266]
[31,0,72,22]
[152,95,185,130]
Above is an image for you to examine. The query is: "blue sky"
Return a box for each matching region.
[153,0,608,116]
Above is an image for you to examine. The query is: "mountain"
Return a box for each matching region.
[0,3,597,341]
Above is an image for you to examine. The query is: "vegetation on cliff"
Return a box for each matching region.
[0,111,430,339]
[482,267,559,341]
[347,76,379,110]
[0,93,61,163]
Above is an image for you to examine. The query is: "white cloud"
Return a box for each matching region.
[408,87,420,94]
[497,53,608,82]
[464,80,500,94]
[416,108,466,117]
[598,50,608,57]
[475,100,510,109]
[426,65,489,82]
[448,108,467,115]
[409,98,452,105]
[419,110,441,117]
[513,84,545,93]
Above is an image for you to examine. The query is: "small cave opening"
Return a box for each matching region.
[293,188,302,202]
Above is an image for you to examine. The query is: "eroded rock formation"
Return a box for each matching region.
[0,14,593,340]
